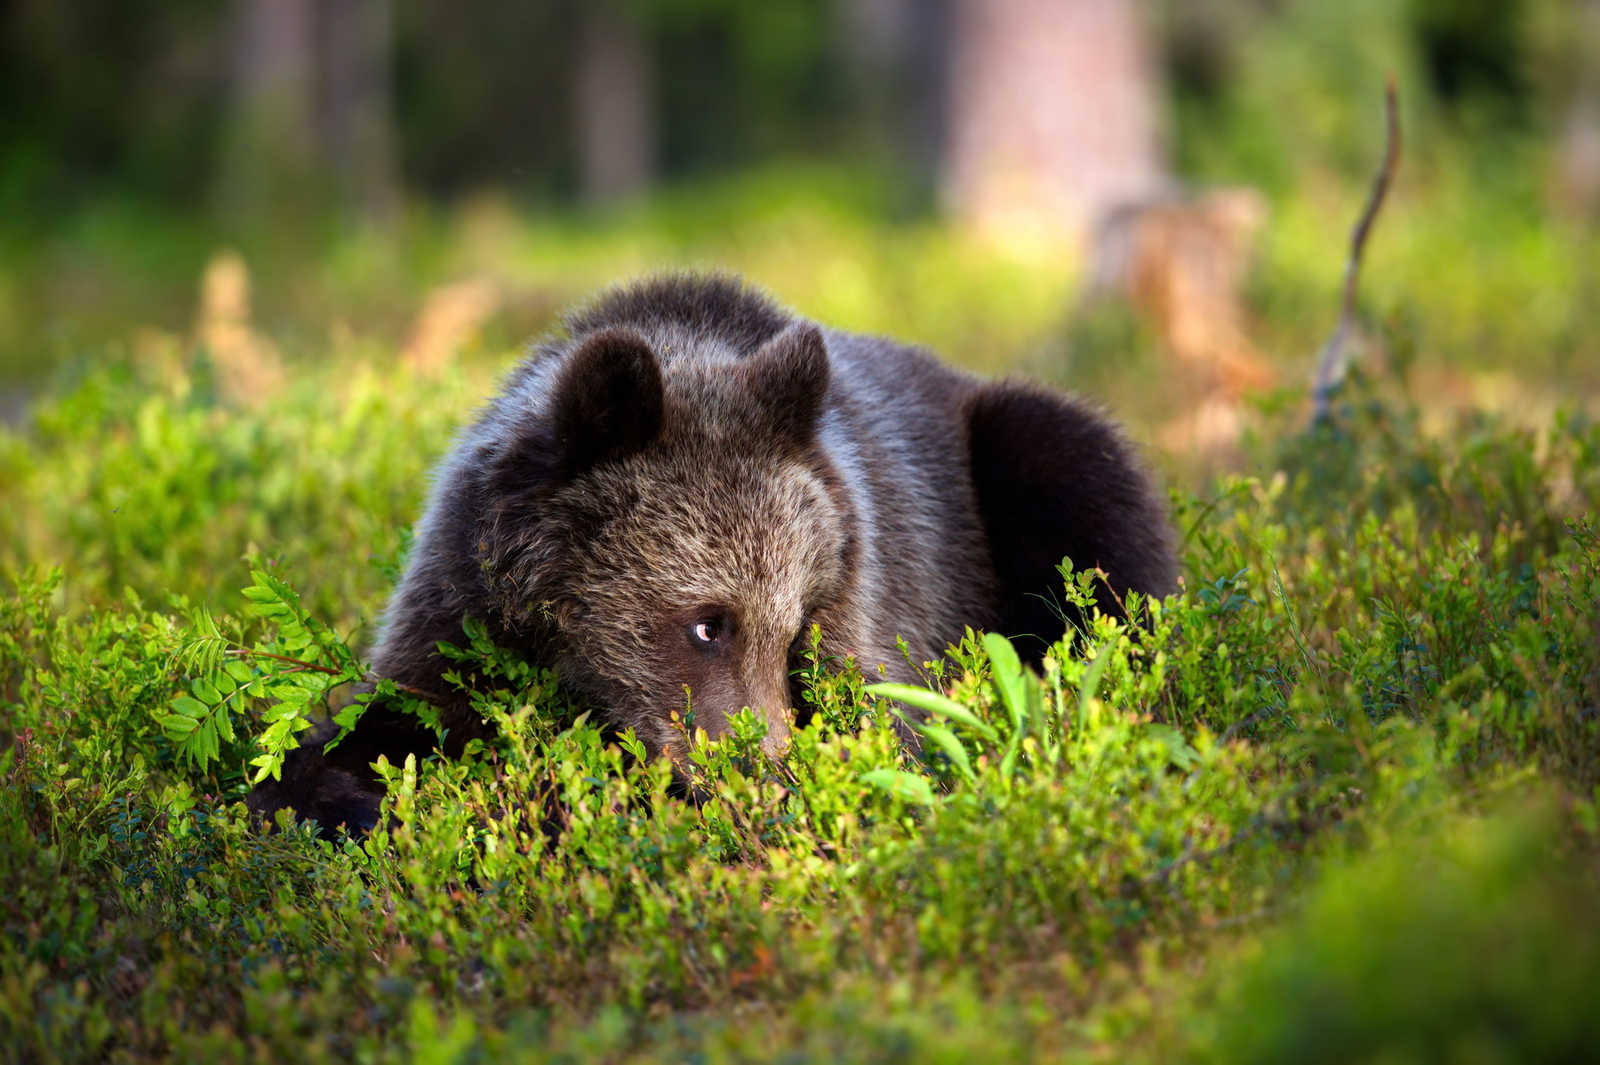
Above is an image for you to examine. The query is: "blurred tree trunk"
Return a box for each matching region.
[576,5,654,205]
[218,0,398,227]
[838,0,950,205]
[1561,0,1600,363]
[944,0,1166,248]
[320,0,399,226]
[217,0,321,223]
[1555,1,1600,212]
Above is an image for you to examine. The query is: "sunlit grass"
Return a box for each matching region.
[1,326,1597,1058]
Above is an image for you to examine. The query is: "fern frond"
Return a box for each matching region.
[175,604,229,676]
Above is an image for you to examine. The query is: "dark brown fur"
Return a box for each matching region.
[248,274,1175,835]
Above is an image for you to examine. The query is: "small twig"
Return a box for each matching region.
[227,647,345,676]
[377,677,448,705]
[1178,481,1250,555]
[1311,77,1403,424]
[1217,705,1278,745]
[1204,905,1275,932]
[1135,836,1243,891]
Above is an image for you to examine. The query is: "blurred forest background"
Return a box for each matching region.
[1,0,1597,459]
[5,7,1600,1058]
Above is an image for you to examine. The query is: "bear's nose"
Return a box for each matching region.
[759,704,792,759]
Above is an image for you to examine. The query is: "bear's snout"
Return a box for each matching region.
[757,704,792,758]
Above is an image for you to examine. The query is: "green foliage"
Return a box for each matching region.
[2,4,1597,1054]
[0,350,463,629]
[161,570,370,782]
[2,298,1599,1060]
[1165,793,1600,1064]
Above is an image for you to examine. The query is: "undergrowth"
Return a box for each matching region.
[2,350,1598,1063]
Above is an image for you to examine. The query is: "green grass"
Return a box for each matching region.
[4,67,1600,1051]
[2,306,1598,1060]
[7,7,1600,1052]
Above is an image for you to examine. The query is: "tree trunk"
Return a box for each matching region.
[1554,1,1600,214]
[217,0,321,223]
[576,6,654,205]
[320,0,400,226]
[838,0,950,201]
[944,0,1166,248]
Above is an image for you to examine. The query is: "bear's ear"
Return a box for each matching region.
[743,322,830,451]
[550,327,665,475]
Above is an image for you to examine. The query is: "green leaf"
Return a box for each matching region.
[260,696,313,723]
[331,701,365,731]
[1145,724,1201,771]
[859,768,936,805]
[618,728,649,765]
[213,703,235,744]
[983,631,1028,732]
[1078,641,1115,720]
[191,678,222,705]
[324,697,369,755]
[248,752,281,784]
[999,732,1022,782]
[278,627,314,654]
[170,695,209,719]
[196,719,219,763]
[156,714,199,735]
[915,722,976,783]
[866,682,998,740]
[176,604,229,675]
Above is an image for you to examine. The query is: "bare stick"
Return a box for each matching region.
[227,647,344,676]
[1311,78,1402,423]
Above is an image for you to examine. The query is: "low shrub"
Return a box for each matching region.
[1,352,1597,1062]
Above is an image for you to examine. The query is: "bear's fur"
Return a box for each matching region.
[246,274,1175,834]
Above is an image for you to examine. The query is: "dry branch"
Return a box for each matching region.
[1311,78,1403,424]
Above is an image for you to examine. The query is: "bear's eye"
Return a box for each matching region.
[690,617,725,647]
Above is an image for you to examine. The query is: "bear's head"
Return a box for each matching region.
[478,322,851,763]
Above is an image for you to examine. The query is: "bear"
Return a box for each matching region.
[247,274,1176,834]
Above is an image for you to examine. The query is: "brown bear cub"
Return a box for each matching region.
[247,274,1176,834]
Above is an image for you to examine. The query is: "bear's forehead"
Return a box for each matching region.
[558,458,844,603]
[587,465,837,560]
[658,359,798,440]
[577,447,826,521]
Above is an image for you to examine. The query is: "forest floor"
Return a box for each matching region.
[2,183,1599,1062]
